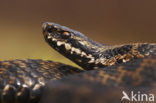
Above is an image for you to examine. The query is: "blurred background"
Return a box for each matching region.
[0,0,156,67]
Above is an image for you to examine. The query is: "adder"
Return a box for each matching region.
[0,22,155,103]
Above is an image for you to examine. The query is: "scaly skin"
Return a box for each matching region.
[0,22,155,103]
[40,56,156,103]
[42,22,156,70]
[0,59,83,103]
[41,22,156,103]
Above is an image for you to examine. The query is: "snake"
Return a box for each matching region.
[0,22,156,103]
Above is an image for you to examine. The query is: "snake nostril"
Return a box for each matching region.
[42,22,48,29]
[42,22,49,33]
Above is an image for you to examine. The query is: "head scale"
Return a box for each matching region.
[42,22,100,70]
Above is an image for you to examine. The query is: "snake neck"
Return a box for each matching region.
[64,42,156,70]
[42,22,156,70]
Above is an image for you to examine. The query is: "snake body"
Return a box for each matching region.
[0,59,82,103]
[0,22,156,103]
[40,56,156,103]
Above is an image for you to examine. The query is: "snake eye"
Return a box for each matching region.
[62,32,71,38]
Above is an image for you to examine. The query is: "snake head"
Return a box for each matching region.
[42,22,100,70]
[42,22,73,42]
[42,22,76,55]
[42,22,91,52]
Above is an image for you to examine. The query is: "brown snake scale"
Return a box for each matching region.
[0,22,156,103]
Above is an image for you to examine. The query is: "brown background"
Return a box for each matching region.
[0,0,156,67]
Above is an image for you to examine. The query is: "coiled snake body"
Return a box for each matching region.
[0,22,156,103]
